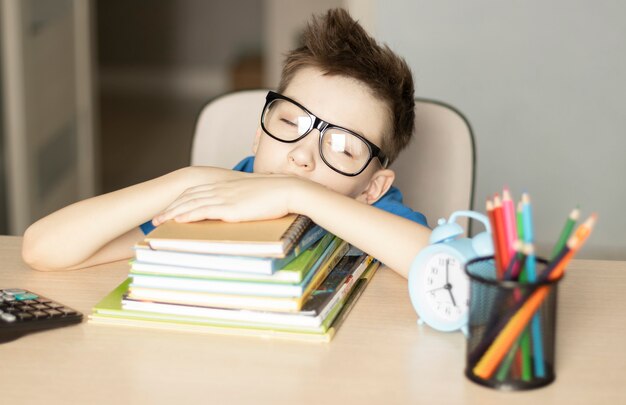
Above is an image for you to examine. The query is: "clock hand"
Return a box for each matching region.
[447,288,457,307]
[443,259,457,306]
[427,285,447,294]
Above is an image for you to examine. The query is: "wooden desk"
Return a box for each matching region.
[1,235,625,404]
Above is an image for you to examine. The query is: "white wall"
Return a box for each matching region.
[374,0,626,259]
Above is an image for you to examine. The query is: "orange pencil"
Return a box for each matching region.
[472,214,597,379]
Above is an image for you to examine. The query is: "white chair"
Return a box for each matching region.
[190,90,475,232]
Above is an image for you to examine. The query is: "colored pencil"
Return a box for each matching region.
[496,336,522,381]
[515,201,532,381]
[500,240,531,380]
[516,202,526,281]
[521,193,545,377]
[472,283,551,379]
[472,214,597,379]
[541,214,597,281]
[550,207,580,261]
[502,241,523,280]
[493,194,509,278]
[521,193,536,281]
[486,199,503,277]
[502,187,518,266]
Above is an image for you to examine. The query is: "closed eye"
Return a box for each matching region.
[280,118,297,127]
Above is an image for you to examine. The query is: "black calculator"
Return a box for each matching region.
[0,288,83,342]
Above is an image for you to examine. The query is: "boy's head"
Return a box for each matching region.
[253,8,415,204]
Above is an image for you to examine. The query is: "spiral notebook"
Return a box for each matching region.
[145,214,314,258]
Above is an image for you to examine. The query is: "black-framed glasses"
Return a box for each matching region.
[260,91,388,176]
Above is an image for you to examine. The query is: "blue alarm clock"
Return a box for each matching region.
[408,210,494,335]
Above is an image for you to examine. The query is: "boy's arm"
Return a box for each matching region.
[152,176,431,278]
[22,166,245,271]
[291,182,430,278]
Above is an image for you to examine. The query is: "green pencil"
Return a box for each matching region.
[550,207,580,260]
[496,335,523,382]
[516,202,532,381]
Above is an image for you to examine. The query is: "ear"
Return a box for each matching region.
[356,169,395,205]
[252,126,262,154]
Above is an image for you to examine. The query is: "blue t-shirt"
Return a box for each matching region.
[140,156,428,234]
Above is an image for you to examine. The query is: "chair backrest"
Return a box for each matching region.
[391,99,475,232]
[191,90,475,232]
[191,90,267,169]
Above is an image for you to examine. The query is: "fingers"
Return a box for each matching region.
[171,205,236,223]
[153,195,224,226]
[163,184,219,212]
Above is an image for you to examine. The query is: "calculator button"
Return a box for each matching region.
[15,293,39,301]
[46,302,63,309]
[3,296,15,302]
[1,313,16,322]
[36,298,51,304]
[21,300,37,305]
[58,307,77,316]
[45,309,63,317]
[33,304,49,310]
[3,289,26,295]
[17,312,34,321]
[31,310,49,319]
[17,305,35,312]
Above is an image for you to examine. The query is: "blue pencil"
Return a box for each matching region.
[521,193,546,378]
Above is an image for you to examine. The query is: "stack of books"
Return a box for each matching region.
[89,214,380,342]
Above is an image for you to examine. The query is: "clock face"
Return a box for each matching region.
[419,252,469,326]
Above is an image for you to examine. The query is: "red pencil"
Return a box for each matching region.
[493,194,509,279]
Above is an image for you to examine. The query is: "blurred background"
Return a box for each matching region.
[0,0,623,259]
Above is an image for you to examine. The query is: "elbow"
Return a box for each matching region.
[21,225,63,271]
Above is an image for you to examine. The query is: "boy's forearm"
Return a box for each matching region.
[291,182,431,278]
[22,166,236,270]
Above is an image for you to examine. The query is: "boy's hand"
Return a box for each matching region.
[151,175,315,225]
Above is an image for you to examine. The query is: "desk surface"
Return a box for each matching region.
[1,235,625,404]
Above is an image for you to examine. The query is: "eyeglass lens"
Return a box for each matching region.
[263,99,371,175]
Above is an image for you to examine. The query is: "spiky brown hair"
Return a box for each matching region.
[277,8,415,164]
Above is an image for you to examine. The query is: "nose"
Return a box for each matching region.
[286,129,319,172]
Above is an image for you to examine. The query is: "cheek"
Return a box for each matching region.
[313,171,365,198]
[254,138,287,172]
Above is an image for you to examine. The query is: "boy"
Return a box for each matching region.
[22,9,431,278]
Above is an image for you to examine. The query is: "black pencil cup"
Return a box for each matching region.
[464,256,562,390]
